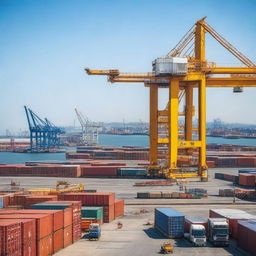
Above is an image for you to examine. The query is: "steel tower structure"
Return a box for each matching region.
[24,106,64,151]
[75,108,100,145]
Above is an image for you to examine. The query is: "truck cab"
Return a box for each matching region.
[88,223,101,240]
[189,224,206,246]
[208,218,229,246]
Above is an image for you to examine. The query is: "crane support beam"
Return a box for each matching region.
[206,67,256,74]
[198,78,208,181]
[149,84,158,167]
[168,80,179,170]
[185,85,193,141]
[206,78,256,87]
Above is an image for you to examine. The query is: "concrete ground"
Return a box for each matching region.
[0,168,255,255]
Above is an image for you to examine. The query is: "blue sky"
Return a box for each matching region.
[0,0,256,133]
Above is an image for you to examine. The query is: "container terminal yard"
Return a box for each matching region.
[1,1,256,256]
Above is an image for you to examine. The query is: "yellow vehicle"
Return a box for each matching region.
[160,242,173,254]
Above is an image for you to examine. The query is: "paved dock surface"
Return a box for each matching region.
[0,168,254,255]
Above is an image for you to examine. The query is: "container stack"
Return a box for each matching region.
[209,209,256,239]
[0,212,54,256]
[30,200,82,243]
[0,219,22,256]
[81,207,103,230]
[219,189,234,197]
[0,206,81,255]
[154,208,184,238]
[58,192,124,223]
[0,164,81,178]
[237,220,256,255]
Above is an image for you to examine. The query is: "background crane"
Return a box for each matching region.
[75,108,101,145]
[24,106,64,152]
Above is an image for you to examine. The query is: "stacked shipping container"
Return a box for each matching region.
[154,208,184,238]
[237,220,256,255]
[209,209,256,239]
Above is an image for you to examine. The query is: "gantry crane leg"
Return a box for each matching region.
[198,77,208,181]
[149,84,159,175]
[185,85,193,144]
[168,79,179,177]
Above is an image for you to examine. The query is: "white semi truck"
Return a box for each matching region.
[188,224,206,246]
[208,218,229,246]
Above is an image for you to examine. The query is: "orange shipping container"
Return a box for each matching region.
[0,219,22,256]
[63,225,72,247]
[64,208,73,227]
[37,234,53,256]
[53,229,64,253]
[81,219,102,230]
[23,240,36,256]
[239,173,256,186]
[103,204,115,223]
[0,213,53,239]
[114,199,124,218]
[17,209,64,231]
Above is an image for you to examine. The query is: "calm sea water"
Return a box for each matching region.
[1,134,256,164]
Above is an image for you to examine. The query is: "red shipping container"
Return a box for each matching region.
[58,192,115,206]
[0,194,10,208]
[17,209,64,232]
[37,234,53,256]
[237,157,256,167]
[0,213,53,239]
[13,194,28,206]
[209,209,255,239]
[0,219,22,256]
[103,204,115,223]
[206,160,216,168]
[63,225,72,247]
[80,166,118,176]
[238,220,256,255]
[114,199,124,218]
[239,173,256,186]
[72,222,81,242]
[53,229,64,253]
[6,218,36,245]
[23,240,36,256]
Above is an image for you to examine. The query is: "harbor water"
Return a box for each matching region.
[1,134,256,164]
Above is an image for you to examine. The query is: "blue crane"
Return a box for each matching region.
[24,106,64,152]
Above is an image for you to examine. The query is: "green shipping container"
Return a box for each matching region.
[119,168,147,176]
[81,207,103,219]
[31,203,70,210]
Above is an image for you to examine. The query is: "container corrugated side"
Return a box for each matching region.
[238,220,256,255]
[155,208,184,238]
[81,207,103,219]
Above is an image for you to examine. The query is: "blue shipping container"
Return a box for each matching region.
[0,197,3,209]
[239,169,256,174]
[31,203,70,210]
[155,208,184,238]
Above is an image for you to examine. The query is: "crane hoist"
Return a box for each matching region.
[85,17,256,181]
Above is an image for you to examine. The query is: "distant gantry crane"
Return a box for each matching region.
[85,17,256,181]
[75,108,100,145]
[24,106,64,152]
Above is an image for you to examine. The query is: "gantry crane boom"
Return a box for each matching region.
[198,19,255,67]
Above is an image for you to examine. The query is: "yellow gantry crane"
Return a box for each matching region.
[85,17,256,181]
